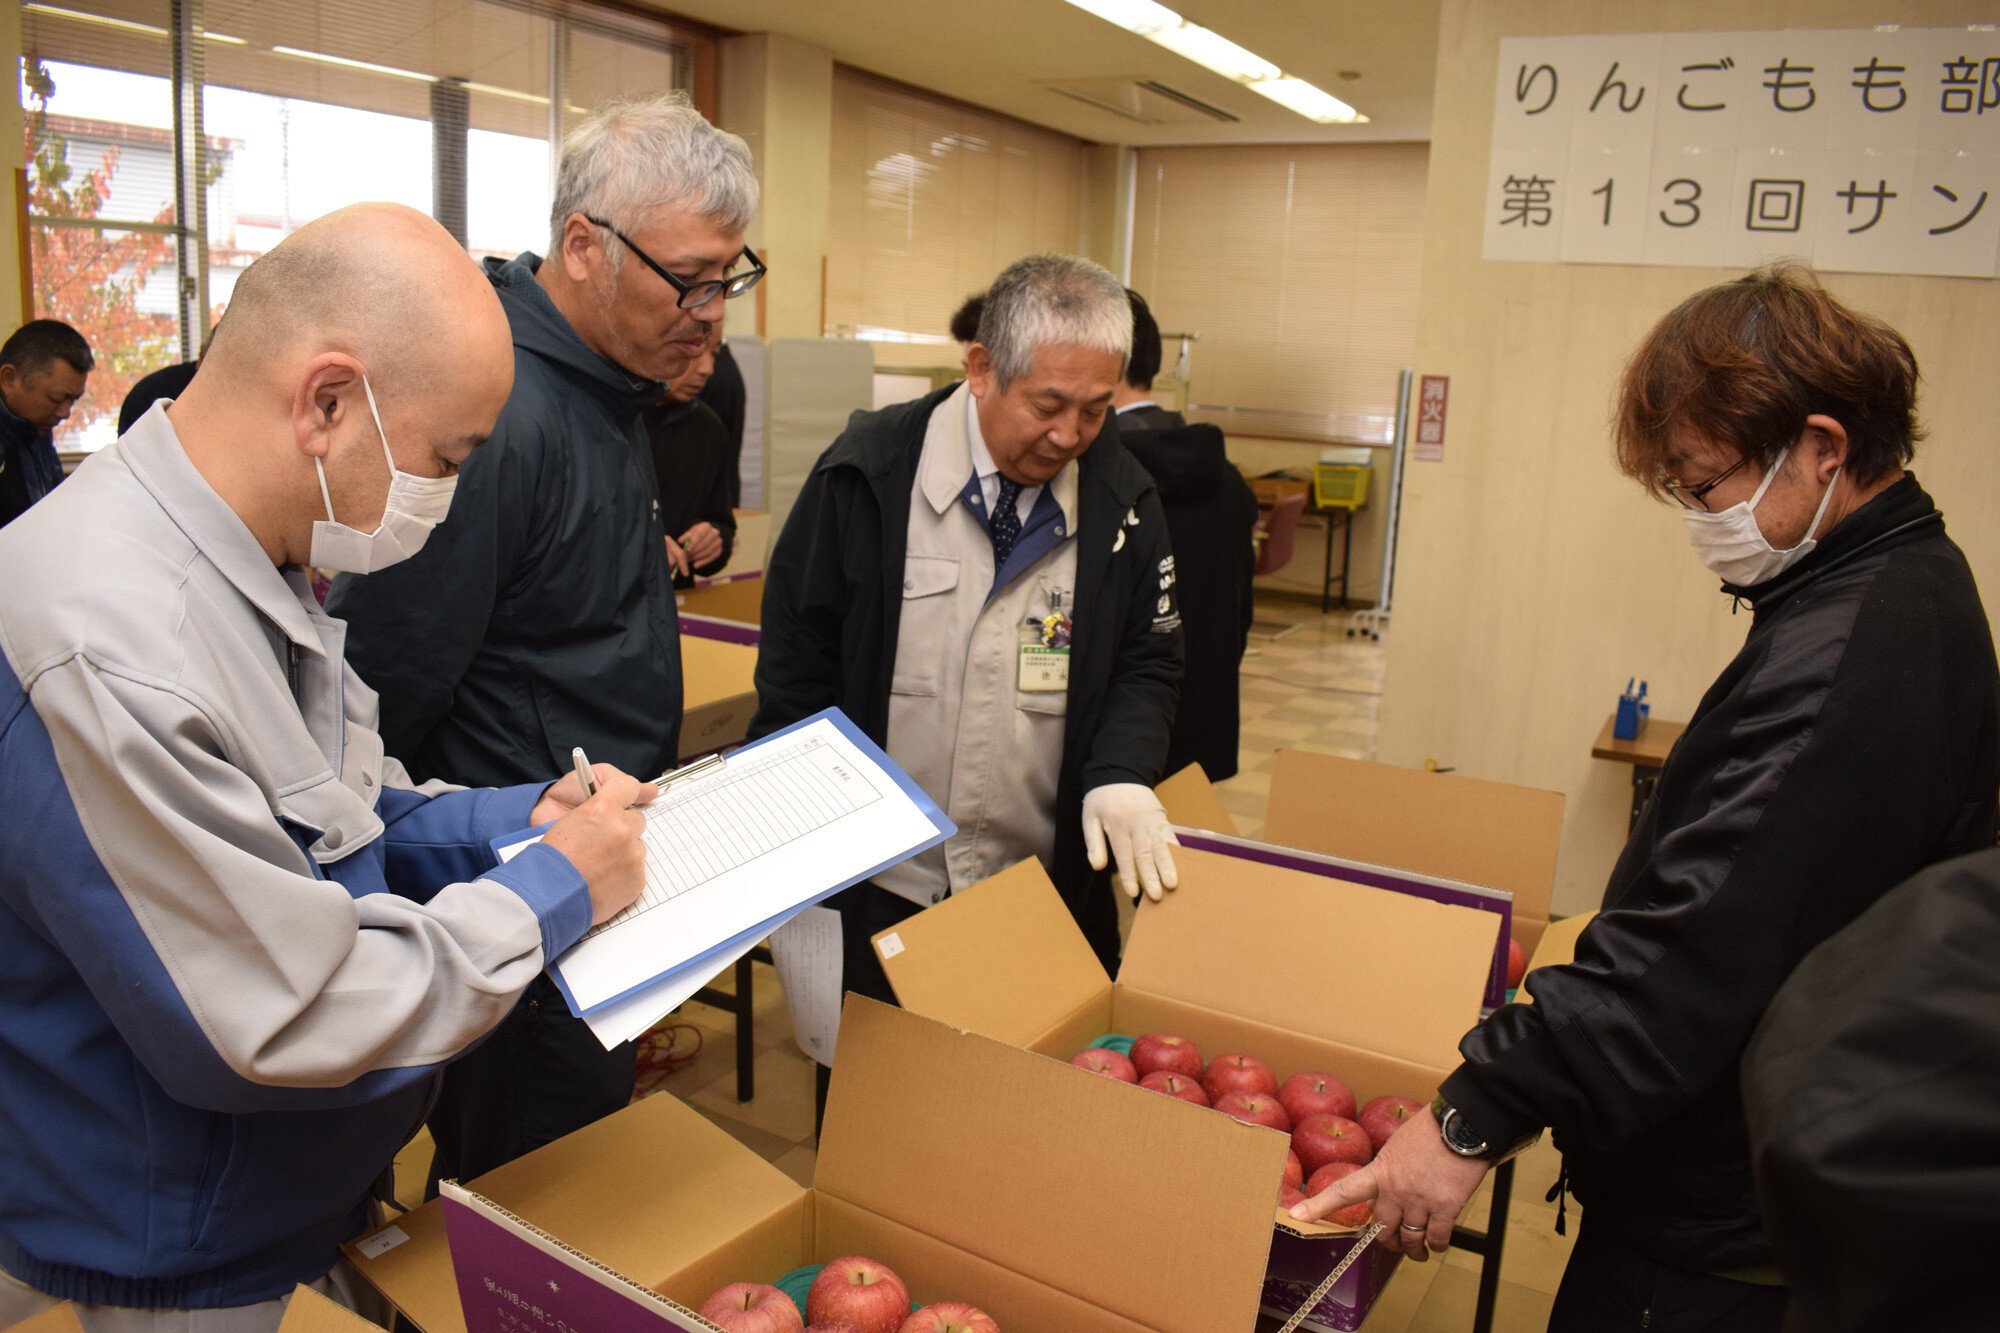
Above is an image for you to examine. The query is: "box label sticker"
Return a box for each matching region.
[353,1225,409,1259]
[876,932,905,960]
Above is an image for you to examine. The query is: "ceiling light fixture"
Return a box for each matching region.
[270,45,432,84]
[1060,0,1366,124]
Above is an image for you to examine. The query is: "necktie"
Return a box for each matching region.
[990,476,1024,566]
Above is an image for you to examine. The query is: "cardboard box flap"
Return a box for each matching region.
[1121,847,1498,1073]
[8,1304,86,1333]
[875,857,1108,1046]
[1154,763,1239,835]
[348,1090,798,1333]
[677,575,764,627]
[678,635,758,708]
[1263,750,1563,925]
[279,1286,390,1333]
[817,998,1284,1333]
[1519,912,1596,1005]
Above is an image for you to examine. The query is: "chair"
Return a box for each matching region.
[1249,492,1307,640]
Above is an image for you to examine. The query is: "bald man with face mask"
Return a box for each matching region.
[0,203,653,1331]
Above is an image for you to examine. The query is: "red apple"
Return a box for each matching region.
[1357,1095,1425,1153]
[1138,1070,1210,1106]
[1507,936,1528,988]
[807,1256,910,1333]
[1201,1053,1278,1102]
[1130,1032,1203,1080]
[1215,1090,1293,1134]
[1278,1071,1357,1124]
[1292,1112,1373,1174]
[1278,1184,1307,1210]
[1283,1149,1304,1191]
[700,1283,804,1333]
[896,1304,999,1333]
[1303,1162,1374,1228]
[1069,1048,1138,1083]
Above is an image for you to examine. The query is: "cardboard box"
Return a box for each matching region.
[1154,762,1240,836]
[1516,912,1595,1006]
[347,999,1286,1333]
[1262,751,1563,958]
[677,574,763,646]
[678,634,758,761]
[876,852,1500,1331]
[15,1286,379,1333]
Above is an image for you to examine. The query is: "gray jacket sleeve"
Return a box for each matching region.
[25,652,591,1113]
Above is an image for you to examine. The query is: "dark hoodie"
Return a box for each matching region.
[330,253,683,787]
[1123,423,1257,780]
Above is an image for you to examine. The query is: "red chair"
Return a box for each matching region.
[1255,492,1308,576]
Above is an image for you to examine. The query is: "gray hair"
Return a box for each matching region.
[549,92,759,262]
[974,254,1132,390]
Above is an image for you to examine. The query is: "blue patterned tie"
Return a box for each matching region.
[990,476,1024,566]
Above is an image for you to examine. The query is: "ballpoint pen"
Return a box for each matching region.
[571,746,598,799]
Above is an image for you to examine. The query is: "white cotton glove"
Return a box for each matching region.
[1082,783,1181,902]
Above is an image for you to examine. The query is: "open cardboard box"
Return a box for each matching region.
[17,1285,378,1333]
[345,998,1286,1333]
[1516,911,1595,1006]
[1154,762,1240,836]
[1262,751,1564,959]
[875,851,1499,1330]
[677,634,758,761]
[676,574,763,646]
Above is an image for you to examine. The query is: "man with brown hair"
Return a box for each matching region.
[1295,263,1999,1330]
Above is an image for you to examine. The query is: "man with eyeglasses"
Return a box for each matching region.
[329,93,762,1188]
[1294,263,1998,1332]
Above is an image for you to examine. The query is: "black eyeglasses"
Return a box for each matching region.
[582,214,765,309]
[1662,453,1752,511]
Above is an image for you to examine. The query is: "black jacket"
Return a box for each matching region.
[1117,403,1186,432]
[750,385,1183,965]
[1124,423,1256,781]
[1743,847,2000,1332]
[0,400,62,530]
[1442,476,1999,1273]
[645,397,737,587]
[697,344,746,508]
[328,253,681,786]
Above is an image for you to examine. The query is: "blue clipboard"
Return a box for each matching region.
[489,707,953,1019]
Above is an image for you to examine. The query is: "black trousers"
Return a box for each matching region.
[1549,1222,1787,1332]
[424,973,636,1196]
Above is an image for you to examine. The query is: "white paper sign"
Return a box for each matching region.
[1485,27,2000,277]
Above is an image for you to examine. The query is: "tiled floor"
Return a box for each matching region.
[394,593,1577,1331]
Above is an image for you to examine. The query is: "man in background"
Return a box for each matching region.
[1108,290,1184,431]
[0,203,651,1329]
[696,332,746,506]
[0,318,91,527]
[1119,292,1255,782]
[330,92,762,1189]
[754,253,1184,1016]
[647,320,736,586]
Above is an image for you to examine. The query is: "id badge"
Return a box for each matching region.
[1019,642,1070,692]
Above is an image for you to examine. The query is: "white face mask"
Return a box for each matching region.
[1680,443,1841,587]
[308,375,456,574]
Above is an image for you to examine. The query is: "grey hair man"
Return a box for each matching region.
[328,93,762,1188]
[753,253,1185,1041]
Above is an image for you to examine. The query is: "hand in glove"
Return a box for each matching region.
[1082,783,1181,902]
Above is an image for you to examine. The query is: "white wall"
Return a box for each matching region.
[1383,0,2000,916]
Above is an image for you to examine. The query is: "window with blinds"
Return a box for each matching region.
[826,65,1088,368]
[19,0,714,453]
[1131,141,1429,441]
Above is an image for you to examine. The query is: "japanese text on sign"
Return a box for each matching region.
[1483,27,2000,277]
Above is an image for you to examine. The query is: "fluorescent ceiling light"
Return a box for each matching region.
[1247,76,1361,124]
[205,32,247,46]
[464,80,549,106]
[1060,0,1365,124]
[271,45,431,84]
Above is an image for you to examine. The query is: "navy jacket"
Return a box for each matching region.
[0,400,63,529]
[329,254,682,786]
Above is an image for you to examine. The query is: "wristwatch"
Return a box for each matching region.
[1430,1094,1541,1163]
